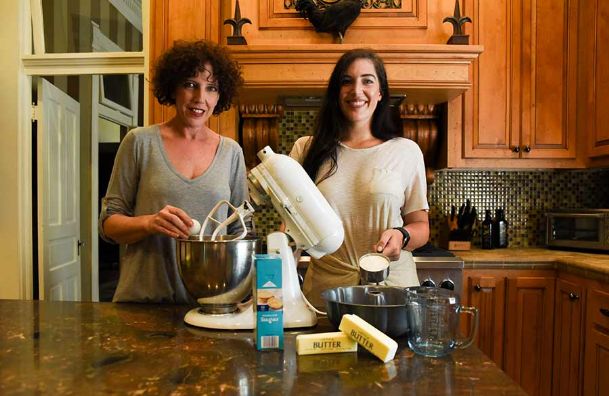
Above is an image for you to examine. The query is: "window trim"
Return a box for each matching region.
[22,52,145,75]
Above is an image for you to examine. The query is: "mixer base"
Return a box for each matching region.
[184,306,254,329]
[183,301,318,330]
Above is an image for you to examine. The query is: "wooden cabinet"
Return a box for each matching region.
[449,0,583,168]
[503,272,555,396]
[583,286,609,395]
[578,0,609,167]
[462,270,506,368]
[462,261,609,396]
[462,269,555,395]
[552,274,585,396]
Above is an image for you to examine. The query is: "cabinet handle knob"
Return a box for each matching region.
[511,146,520,153]
[601,308,609,318]
[474,284,482,291]
[568,292,579,301]
[523,145,531,153]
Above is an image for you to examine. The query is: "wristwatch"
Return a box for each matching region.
[393,227,411,249]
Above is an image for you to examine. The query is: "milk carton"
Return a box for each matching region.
[254,254,283,350]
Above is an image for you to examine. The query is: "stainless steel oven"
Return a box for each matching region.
[546,209,609,252]
[414,256,464,296]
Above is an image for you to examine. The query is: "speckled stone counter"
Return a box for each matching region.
[0,300,525,395]
[454,248,609,282]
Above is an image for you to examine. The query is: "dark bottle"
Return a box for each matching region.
[493,208,508,248]
[481,210,494,249]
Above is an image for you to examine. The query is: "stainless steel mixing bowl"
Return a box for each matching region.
[321,285,410,338]
[176,235,258,314]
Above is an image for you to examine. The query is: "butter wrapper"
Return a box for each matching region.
[339,314,398,363]
[296,331,358,355]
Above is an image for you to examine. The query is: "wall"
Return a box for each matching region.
[0,1,30,299]
[252,110,609,248]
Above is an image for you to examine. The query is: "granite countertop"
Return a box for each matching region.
[0,300,525,395]
[453,247,609,280]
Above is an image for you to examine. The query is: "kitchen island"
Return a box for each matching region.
[0,300,525,395]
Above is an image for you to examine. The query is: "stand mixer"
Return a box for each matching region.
[179,146,344,330]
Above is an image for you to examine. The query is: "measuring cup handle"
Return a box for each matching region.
[455,305,479,350]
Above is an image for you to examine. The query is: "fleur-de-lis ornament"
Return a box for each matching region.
[224,0,252,45]
[443,0,472,44]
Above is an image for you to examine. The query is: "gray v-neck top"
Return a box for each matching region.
[99,125,249,303]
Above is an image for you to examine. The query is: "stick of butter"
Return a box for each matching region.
[296,331,358,355]
[339,314,398,363]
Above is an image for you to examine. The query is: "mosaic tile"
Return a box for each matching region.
[429,168,609,247]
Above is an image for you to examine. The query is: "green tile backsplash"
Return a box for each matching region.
[252,110,609,248]
[428,169,609,247]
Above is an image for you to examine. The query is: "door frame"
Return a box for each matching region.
[11,0,149,300]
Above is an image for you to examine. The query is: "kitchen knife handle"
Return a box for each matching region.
[601,308,609,318]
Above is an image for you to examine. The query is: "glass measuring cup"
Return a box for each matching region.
[405,287,479,358]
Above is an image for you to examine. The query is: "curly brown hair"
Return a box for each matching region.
[152,40,243,115]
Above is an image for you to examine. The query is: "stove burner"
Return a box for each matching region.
[412,242,455,257]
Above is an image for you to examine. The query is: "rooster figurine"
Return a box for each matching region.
[295,0,362,43]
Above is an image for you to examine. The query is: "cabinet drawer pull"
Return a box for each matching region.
[474,284,482,291]
[601,308,609,318]
[568,292,579,301]
[523,145,531,153]
[511,146,520,153]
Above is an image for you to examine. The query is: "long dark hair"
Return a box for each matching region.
[302,48,400,183]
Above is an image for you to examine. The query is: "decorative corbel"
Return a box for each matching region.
[240,104,284,169]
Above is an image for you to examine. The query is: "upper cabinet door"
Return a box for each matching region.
[520,0,578,159]
[463,0,516,159]
[581,0,609,167]
[458,0,581,166]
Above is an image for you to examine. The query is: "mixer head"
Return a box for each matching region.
[247,146,344,259]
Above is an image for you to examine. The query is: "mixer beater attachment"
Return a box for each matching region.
[199,200,255,241]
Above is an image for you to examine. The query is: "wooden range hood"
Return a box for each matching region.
[230,44,483,105]
[230,44,483,181]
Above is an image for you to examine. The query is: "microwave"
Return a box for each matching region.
[546,209,609,252]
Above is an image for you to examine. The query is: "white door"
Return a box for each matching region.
[37,78,81,301]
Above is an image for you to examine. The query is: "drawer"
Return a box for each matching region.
[588,288,609,329]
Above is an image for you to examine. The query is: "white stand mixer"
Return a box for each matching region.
[184,146,344,329]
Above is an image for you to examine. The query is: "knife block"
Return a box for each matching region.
[447,240,471,251]
[439,221,472,251]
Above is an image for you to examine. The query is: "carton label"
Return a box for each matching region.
[254,254,283,350]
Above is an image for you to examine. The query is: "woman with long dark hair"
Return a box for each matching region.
[290,49,429,307]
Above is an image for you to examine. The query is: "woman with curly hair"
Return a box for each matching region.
[99,40,249,303]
